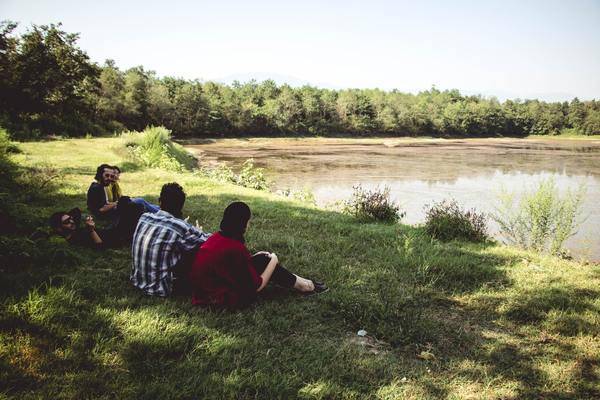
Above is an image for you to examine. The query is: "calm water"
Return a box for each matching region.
[186,138,600,261]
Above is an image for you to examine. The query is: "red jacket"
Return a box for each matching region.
[189,232,262,308]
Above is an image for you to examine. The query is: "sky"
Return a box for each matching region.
[2,0,599,101]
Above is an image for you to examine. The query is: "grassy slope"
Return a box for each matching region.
[0,137,599,400]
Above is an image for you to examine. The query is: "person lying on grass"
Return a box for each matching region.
[87,164,158,222]
[130,182,210,297]
[188,201,328,309]
[49,199,144,249]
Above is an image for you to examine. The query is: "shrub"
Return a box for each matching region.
[424,199,488,242]
[199,159,269,191]
[343,184,404,222]
[121,126,196,171]
[199,163,236,183]
[277,187,316,205]
[236,159,269,190]
[492,178,585,255]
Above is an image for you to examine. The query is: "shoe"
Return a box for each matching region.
[303,280,329,296]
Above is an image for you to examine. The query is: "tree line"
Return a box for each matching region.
[1,22,599,139]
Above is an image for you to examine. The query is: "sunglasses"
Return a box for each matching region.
[61,216,75,225]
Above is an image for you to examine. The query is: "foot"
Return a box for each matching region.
[293,276,315,292]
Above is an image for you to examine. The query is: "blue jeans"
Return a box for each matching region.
[131,197,160,213]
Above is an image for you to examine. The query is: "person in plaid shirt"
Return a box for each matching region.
[130,182,210,297]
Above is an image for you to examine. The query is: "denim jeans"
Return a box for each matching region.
[131,197,160,213]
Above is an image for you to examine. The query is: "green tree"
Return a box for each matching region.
[95,59,127,131]
[567,98,586,131]
[336,89,377,133]
[123,66,150,130]
[172,81,208,136]
[1,23,100,137]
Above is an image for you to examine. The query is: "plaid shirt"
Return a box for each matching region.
[130,210,210,296]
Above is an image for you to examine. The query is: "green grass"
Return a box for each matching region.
[1,137,599,399]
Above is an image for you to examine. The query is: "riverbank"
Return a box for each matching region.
[1,137,599,399]
[185,136,600,261]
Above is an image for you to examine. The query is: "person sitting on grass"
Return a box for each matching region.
[188,201,327,309]
[49,200,144,249]
[87,164,159,222]
[130,182,210,297]
[87,163,119,221]
[110,165,160,213]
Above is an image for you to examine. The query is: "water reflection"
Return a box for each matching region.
[186,138,600,261]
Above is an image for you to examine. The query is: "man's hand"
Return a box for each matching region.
[85,216,95,230]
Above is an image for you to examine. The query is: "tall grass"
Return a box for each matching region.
[121,126,196,171]
[493,178,586,256]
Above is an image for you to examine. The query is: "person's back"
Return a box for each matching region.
[190,231,261,307]
[130,183,209,297]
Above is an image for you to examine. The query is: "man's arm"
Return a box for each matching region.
[85,216,103,245]
[98,202,117,213]
[178,225,210,252]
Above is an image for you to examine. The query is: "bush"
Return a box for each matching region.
[199,159,269,191]
[492,178,585,255]
[121,126,196,171]
[236,159,269,190]
[343,184,404,222]
[424,199,488,242]
[277,187,316,205]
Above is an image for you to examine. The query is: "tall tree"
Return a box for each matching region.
[1,23,100,136]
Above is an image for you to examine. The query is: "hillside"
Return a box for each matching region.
[0,137,598,399]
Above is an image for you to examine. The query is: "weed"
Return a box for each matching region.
[277,187,316,205]
[343,184,404,222]
[236,159,269,190]
[424,199,488,242]
[198,159,269,191]
[493,178,585,255]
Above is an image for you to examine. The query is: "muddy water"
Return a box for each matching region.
[185,138,600,261]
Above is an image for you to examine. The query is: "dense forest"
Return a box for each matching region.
[1,22,599,139]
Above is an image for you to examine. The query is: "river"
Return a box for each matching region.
[185,137,600,261]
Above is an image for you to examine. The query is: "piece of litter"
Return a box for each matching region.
[418,350,436,361]
[400,377,408,383]
[357,329,367,337]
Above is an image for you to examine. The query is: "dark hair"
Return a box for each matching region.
[220,201,251,242]
[49,208,82,231]
[159,182,186,218]
[49,211,66,231]
[94,163,112,182]
[112,165,121,173]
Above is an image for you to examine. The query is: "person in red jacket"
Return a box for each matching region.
[189,201,327,308]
